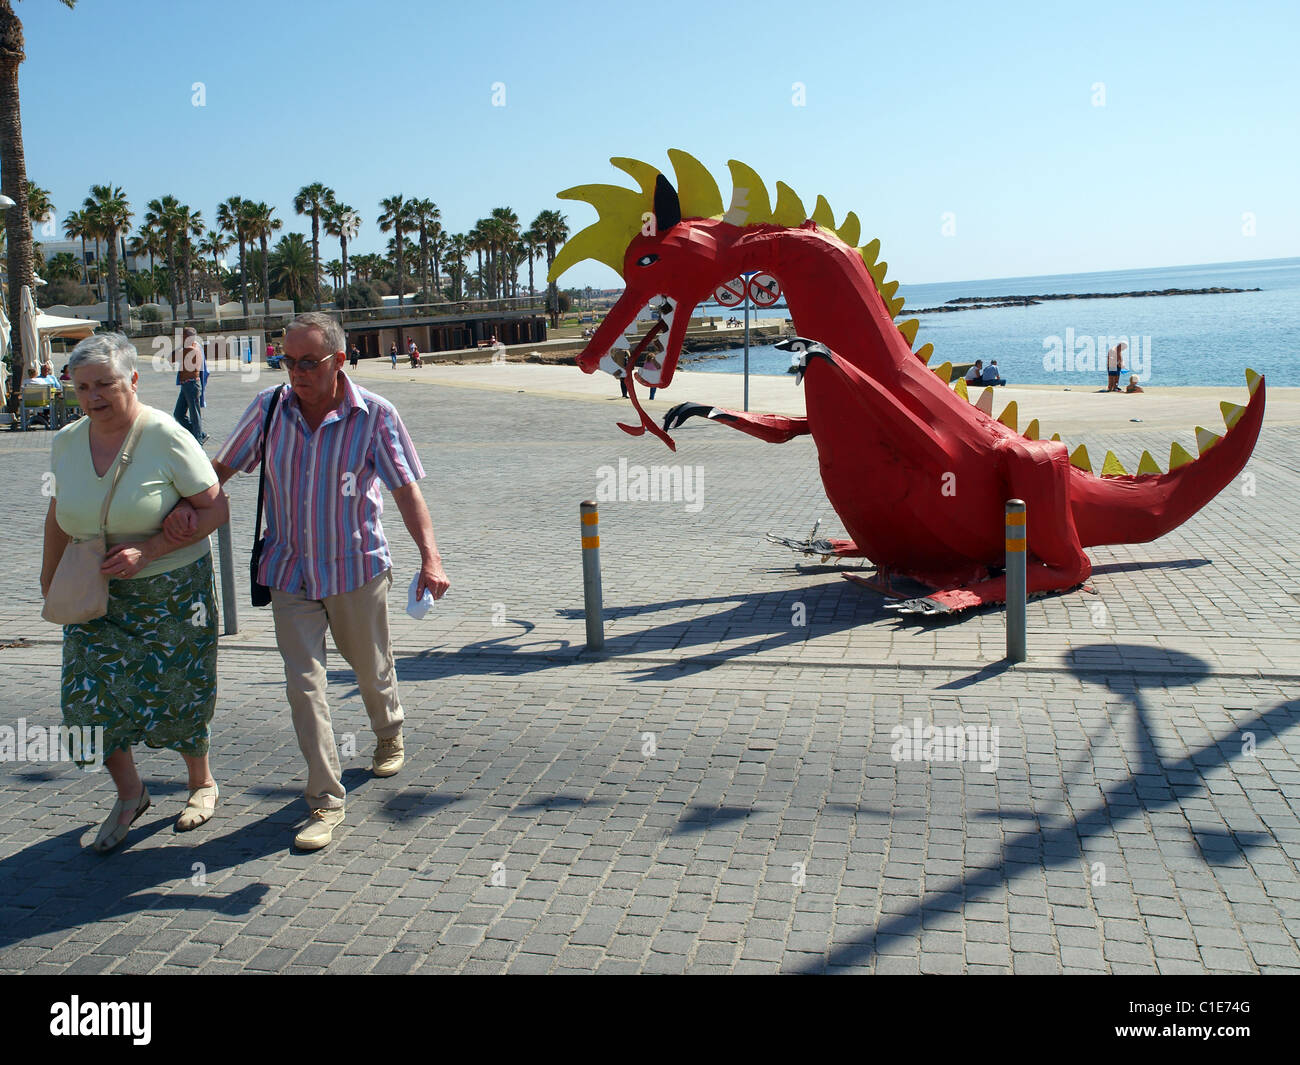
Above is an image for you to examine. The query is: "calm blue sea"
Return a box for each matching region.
[683,257,1300,387]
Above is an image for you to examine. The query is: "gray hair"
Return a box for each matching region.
[285,312,345,356]
[68,332,137,382]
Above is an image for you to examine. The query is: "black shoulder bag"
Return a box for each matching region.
[250,385,285,606]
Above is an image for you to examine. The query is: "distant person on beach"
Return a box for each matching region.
[349,344,360,368]
[1107,342,1126,391]
[981,360,1003,384]
[1126,376,1144,393]
[390,342,398,369]
[965,360,984,383]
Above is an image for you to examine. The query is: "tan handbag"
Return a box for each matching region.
[42,415,147,625]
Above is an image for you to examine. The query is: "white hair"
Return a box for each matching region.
[68,332,137,382]
[286,312,345,355]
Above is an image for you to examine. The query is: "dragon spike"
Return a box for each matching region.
[1195,426,1222,454]
[932,361,953,384]
[1137,450,1162,475]
[997,401,1018,431]
[1023,419,1040,441]
[811,195,836,229]
[867,260,888,287]
[838,211,861,247]
[610,157,660,198]
[915,342,934,365]
[953,377,969,401]
[1169,441,1195,469]
[886,295,905,317]
[1051,433,1061,442]
[859,238,881,267]
[549,183,646,280]
[880,279,899,301]
[1069,445,1092,473]
[975,387,994,415]
[897,319,919,346]
[1220,401,1246,430]
[666,148,724,218]
[1101,450,1127,477]
[724,160,772,226]
[771,181,807,227]
[1246,367,1262,395]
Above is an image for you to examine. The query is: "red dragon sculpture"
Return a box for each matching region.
[549,151,1266,614]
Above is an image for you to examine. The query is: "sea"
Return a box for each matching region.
[681,257,1300,387]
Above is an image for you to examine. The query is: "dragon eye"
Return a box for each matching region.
[636,254,659,267]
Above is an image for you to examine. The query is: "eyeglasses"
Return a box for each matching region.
[282,355,332,372]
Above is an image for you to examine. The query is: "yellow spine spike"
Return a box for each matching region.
[932,361,952,384]
[667,148,724,218]
[997,401,1018,431]
[1246,368,1262,395]
[811,195,835,229]
[771,181,807,227]
[724,160,772,226]
[1137,450,1161,475]
[880,279,899,301]
[1169,441,1195,469]
[1195,426,1222,454]
[859,238,881,267]
[886,296,905,318]
[1220,401,1245,430]
[868,261,888,287]
[610,157,660,198]
[1023,419,1040,441]
[975,387,994,415]
[1069,445,1092,473]
[1101,451,1127,477]
[1051,433,1061,442]
[897,319,919,346]
[915,342,934,366]
[953,377,969,401]
[551,182,648,280]
[837,211,861,247]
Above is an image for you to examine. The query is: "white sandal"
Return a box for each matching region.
[93,787,150,853]
[176,783,219,832]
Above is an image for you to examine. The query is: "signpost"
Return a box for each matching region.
[714,272,783,411]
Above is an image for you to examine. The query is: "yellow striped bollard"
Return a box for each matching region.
[580,500,605,650]
[1005,499,1026,662]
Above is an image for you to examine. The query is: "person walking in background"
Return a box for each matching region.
[169,312,450,851]
[390,342,399,369]
[43,333,229,852]
[1107,341,1127,391]
[172,327,206,443]
[349,344,360,369]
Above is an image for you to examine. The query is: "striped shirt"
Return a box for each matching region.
[216,372,425,599]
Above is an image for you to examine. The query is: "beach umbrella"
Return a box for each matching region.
[19,285,40,378]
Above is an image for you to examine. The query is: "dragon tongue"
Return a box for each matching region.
[618,370,676,451]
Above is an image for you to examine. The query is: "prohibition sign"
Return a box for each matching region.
[715,277,746,307]
[748,272,781,307]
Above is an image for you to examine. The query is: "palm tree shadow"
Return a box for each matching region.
[808,646,1297,972]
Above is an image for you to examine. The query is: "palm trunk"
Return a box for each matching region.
[1,0,34,406]
[106,228,121,330]
[183,242,195,320]
[260,234,270,319]
[340,234,349,312]
[80,235,89,284]
[396,232,405,309]
[166,237,178,323]
[238,235,249,318]
[420,226,429,304]
[311,211,320,309]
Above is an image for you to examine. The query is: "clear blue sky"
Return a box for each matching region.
[19,0,1299,290]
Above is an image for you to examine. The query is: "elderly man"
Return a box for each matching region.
[169,312,449,850]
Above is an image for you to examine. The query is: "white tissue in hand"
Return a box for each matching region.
[406,576,435,620]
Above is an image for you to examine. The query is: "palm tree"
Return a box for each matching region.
[445,232,470,300]
[242,201,281,319]
[323,200,360,311]
[145,195,183,321]
[293,182,334,310]
[523,228,544,300]
[411,198,439,303]
[45,251,79,281]
[63,208,90,285]
[84,184,131,329]
[531,209,569,326]
[377,194,411,308]
[490,207,520,298]
[216,196,251,317]
[178,205,203,320]
[2,0,76,401]
[26,180,51,231]
[198,228,230,278]
[270,232,314,309]
[324,258,342,293]
[468,221,488,301]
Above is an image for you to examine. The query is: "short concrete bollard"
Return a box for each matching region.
[1005,499,1026,662]
[580,500,605,650]
[216,522,238,636]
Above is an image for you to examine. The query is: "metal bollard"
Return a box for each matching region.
[1005,499,1026,662]
[580,500,605,650]
[216,522,238,636]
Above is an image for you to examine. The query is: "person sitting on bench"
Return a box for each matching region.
[981,359,1006,386]
[965,360,984,383]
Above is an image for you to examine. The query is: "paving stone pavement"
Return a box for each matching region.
[0,362,1297,973]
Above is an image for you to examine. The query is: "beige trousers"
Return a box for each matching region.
[270,569,403,810]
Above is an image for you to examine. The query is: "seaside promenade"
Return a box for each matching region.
[0,360,1297,974]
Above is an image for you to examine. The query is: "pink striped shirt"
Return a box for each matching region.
[216,373,425,598]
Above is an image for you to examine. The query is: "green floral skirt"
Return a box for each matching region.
[62,553,217,763]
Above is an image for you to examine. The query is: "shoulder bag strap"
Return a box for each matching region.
[253,386,286,541]
[96,412,149,536]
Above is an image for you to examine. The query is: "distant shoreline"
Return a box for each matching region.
[904,287,1261,314]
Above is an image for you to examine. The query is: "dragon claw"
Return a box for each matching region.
[765,533,837,555]
[884,596,953,616]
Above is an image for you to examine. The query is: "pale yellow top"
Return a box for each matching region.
[51,406,217,579]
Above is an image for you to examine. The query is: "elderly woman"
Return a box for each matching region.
[40,333,229,853]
